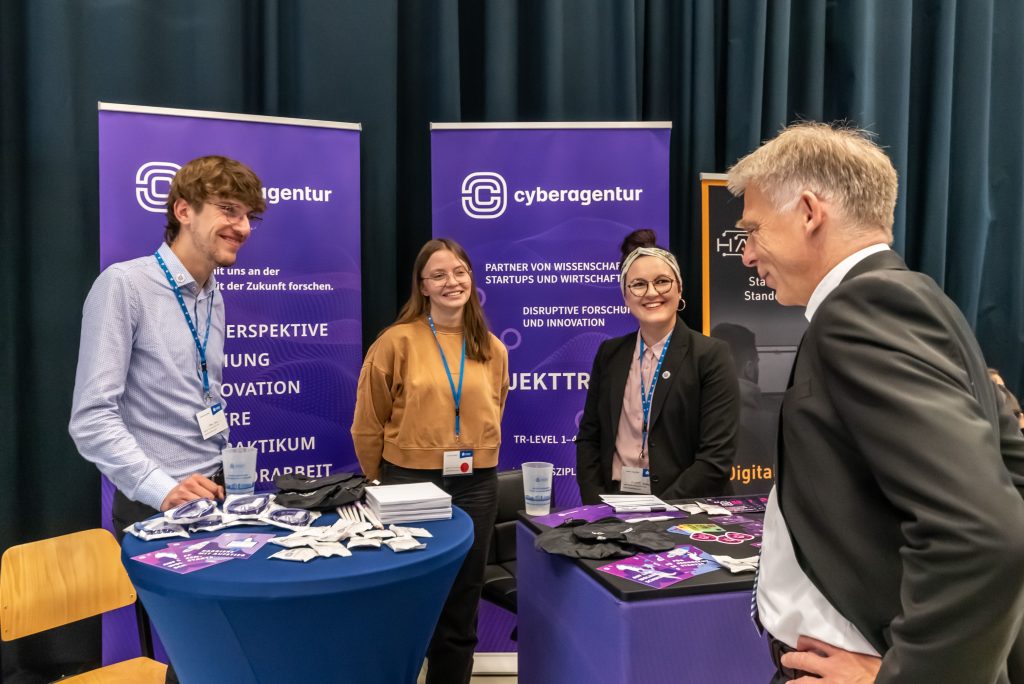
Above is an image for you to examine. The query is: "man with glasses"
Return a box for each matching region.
[728,123,1024,683]
[71,155,265,532]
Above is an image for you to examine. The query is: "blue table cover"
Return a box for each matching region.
[123,507,473,684]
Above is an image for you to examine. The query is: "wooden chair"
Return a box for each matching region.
[1,528,166,683]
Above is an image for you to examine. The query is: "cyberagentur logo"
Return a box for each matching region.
[135,161,181,213]
[461,172,507,219]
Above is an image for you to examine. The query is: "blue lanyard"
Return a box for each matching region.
[639,332,672,458]
[154,251,215,402]
[427,315,466,440]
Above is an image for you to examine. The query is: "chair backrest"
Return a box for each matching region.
[1,528,138,641]
[487,469,523,565]
[488,468,556,565]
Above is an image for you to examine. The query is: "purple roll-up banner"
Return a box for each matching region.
[97,103,361,664]
[431,123,670,656]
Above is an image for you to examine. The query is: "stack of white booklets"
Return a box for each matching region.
[365,482,452,524]
[599,494,674,513]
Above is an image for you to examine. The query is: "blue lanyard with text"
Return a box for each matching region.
[154,251,214,402]
[427,315,466,440]
[639,332,672,458]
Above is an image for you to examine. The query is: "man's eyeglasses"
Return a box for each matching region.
[210,202,263,227]
[627,277,675,297]
[422,269,471,285]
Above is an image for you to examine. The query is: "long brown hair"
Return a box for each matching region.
[392,238,493,362]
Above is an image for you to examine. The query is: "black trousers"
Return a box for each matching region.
[112,490,180,684]
[380,462,498,684]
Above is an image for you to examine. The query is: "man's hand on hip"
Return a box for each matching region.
[160,473,225,511]
[782,635,881,683]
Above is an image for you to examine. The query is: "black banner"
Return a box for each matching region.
[700,175,806,493]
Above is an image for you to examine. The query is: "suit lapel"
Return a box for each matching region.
[648,319,690,429]
[779,250,904,501]
[605,334,634,443]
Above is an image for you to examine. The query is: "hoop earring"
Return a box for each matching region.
[678,298,687,312]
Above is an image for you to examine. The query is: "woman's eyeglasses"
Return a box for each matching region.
[627,277,675,297]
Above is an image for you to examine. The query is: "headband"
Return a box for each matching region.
[619,247,683,296]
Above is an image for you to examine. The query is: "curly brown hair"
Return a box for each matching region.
[164,156,265,244]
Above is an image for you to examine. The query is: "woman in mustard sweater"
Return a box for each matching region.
[351,238,508,684]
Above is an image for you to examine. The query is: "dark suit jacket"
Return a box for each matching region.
[576,317,740,504]
[778,250,1024,683]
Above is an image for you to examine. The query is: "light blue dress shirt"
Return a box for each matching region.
[70,242,228,510]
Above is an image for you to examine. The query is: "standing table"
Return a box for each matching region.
[517,505,775,683]
[122,507,473,683]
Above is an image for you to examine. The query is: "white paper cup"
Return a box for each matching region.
[522,461,554,516]
[221,446,258,496]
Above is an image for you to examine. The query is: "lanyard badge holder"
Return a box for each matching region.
[621,333,672,495]
[155,251,228,440]
[428,315,474,476]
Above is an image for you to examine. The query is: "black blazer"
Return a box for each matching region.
[575,317,739,504]
[778,250,1024,683]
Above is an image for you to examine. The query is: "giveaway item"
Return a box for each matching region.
[163,498,219,525]
[710,554,759,573]
[274,471,359,492]
[274,472,366,511]
[385,536,426,552]
[268,548,318,562]
[536,517,680,559]
[221,446,258,496]
[167,533,275,559]
[388,525,432,539]
[132,547,233,574]
[310,541,352,558]
[364,482,452,524]
[260,505,320,530]
[522,462,554,516]
[598,494,673,513]
[223,493,274,517]
[125,518,190,541]
[359,529,396,540]
[597,545,720,588]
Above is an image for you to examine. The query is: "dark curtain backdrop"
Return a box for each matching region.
[3,0,1022,677]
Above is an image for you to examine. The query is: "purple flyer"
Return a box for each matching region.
[131,547,234,575]
[597,545,720,589]
[709,515,764,537]
[702,496,769,513]
[167,533,276,560]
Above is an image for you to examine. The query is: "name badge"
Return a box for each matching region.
[196,402,228,440]
[620,466,651,494]
[443,450,474,476]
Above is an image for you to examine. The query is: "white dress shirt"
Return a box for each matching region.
[756,242,890,653]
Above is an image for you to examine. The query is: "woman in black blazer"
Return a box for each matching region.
[576,230,740,503]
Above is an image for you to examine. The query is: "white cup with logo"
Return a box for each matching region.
[221,446,258,497]
[521,461,554,516]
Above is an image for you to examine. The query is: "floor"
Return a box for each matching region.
[416,663,517,683]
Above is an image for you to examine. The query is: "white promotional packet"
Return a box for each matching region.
[268,547,319,562]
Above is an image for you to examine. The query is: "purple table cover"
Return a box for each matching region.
[517,521,775,683]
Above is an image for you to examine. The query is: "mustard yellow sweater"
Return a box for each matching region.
[351,317,509,480]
